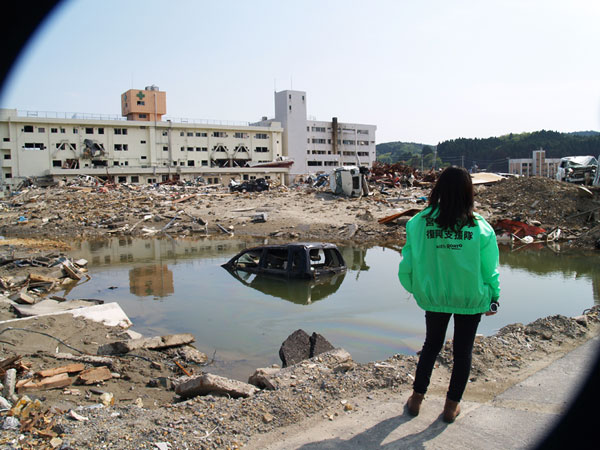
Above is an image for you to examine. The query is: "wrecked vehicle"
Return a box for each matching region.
[221,243,346,279]
[229,177,269,193]
[330,166,370,197]
[223,269,346,304]
[555,156,598,184]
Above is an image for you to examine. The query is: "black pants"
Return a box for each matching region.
[413,311,481,402]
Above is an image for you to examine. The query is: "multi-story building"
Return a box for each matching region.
[508,149,560,178]
[0,86,285,192]
[253,90,377,181]
[0,86,377,191]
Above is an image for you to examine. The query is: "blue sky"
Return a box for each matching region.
[1,0,599,144]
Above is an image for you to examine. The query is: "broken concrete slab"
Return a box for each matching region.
[166,345,208,364]
[279,329,311,368]
[0,302,132,329]
[97,333,195,355]
[11,299,103,317]
[54,353,114,368]
[175,373,258,399]
[249,348,353,390]
[9,291,35,305]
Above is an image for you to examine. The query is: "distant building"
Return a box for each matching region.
[253,90,377,181]
[508,149,560,178]
[0,86,286,192]
[0,87,377,192]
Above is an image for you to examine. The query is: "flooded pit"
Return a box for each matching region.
[65,238,600,381]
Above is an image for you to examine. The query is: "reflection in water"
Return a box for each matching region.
[499,245,600,303]
[129,265,174,298]
[223,269,346,305]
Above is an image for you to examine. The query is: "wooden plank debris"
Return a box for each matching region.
[378,208,422,224]
[36,363,85,378]
[17,372,73,392]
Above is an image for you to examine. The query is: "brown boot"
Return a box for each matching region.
[406,391,425,416]
[442,398,461,423]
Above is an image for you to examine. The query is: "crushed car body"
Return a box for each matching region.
[555,155,598,184]
[221,243,347,279]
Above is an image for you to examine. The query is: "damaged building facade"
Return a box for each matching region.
[0,87,377,192]
[0,86,285,192]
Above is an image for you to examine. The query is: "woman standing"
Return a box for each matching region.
[398,166,500,423]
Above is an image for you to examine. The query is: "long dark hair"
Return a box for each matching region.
[426,166,476,231]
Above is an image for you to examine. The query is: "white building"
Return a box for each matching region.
[0,86,286,192]
[254,90,377,181]
[508,149,560,178]
[1,87,376,191]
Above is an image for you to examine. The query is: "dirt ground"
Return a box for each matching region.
[1,175,600,449]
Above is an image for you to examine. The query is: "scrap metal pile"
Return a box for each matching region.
[368,162,438,188]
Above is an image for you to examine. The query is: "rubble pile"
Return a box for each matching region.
[475,177,600,248]
[1,306,597,449]
[0,172,598,249]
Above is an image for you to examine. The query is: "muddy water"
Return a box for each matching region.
[66,238,600,380]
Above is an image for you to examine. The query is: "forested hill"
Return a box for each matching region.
[377,130,600,172]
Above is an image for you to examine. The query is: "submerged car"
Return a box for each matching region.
[221,243,347,279]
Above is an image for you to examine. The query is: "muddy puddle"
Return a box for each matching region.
[62,237,600,380]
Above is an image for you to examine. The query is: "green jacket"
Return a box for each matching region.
[398,207,500,314]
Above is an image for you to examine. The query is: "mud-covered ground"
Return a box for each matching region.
[0,176,599,249]
[1,176,599,449]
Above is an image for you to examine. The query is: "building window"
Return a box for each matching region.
[85,128,94,134]
[187,147,194,151]
[180,131,185,136]
[73,128,79,134]
[131,176,139,183]
[201,160,208,166]
[187,132,193,137]
[52,160,61,167]
[114,144,123,151]
[23,143,45,150]
[255,133,268,139]
[289,105,292,111]
[163,146,168,151]
[234,132,248,139]
[311,126,326,132]
[3,154,10,160]
[5,172,12,178]
[118,176,127,183]
[140,140,146,144]
[312,138,326,144]
[141,155,147,160]
[60,128,65,133]
[38,127,45,133]
[123,144,128,151]
[51,128,58,133]
[307,161,323,166]
[98,128,104,134]
[212,131,226,138]
[137,101,145,105]
[114,161,119,166]
[187,160,195,167]
[139,114,147,118]
[24,125,34,133]
[255,147,268,153]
